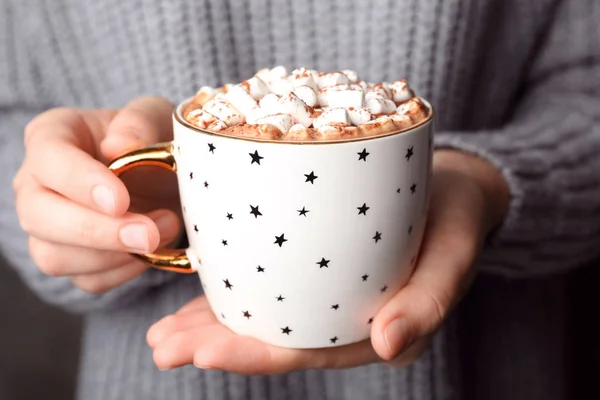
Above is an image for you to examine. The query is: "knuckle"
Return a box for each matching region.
[15,194,34,235]
[29,239,63,276]
[419,288,451,330]
[78,219,98,247]
[24,107,74,145]
[114,108,154,137]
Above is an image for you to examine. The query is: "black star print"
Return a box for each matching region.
[357,148,370,161]
[183,206,187,213]
[408,225,413,235]
[380,285,388,293]
[410,183,417,194]
[357,203,370,216]
[274,234,288,247]
[362,274,369,282]
[281,326,292,335]
[226,213,233,220]
[223,279,233,290]
[189,172,194,180]
[221,313,226,319]
[396,188,401,193]
[256,266,265,273]
[373,231,382,243]
[331,304,339,310]
[243,310,252,319]
[298,207,310,217]
[330,336,339,344]
[317,258,330,268]
[194,225,199,233]
[249,150,264,165]
[222,239,228,246]
[368,317,374,324]
[405,146,414,161]
[208,143,216,153]
[250,205,263,218]
[276,295,285,302]
[204,181,209,188]
[304,171,318,184]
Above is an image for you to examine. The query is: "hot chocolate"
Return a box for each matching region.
[183,67,429,141]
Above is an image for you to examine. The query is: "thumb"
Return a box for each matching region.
[101,96,174,160]
[371,173,483,361]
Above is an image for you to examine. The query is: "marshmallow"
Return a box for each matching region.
[366,97,397,115]
[259,93,280,111]
[359,116,397,137]
[185,109,217,129]
[269,78,294,96]
[278,92,313,127]
[315,72,349,89]
[207,120,228,132]
[389,80,413,103]
[317,84,350,107]
[396,97,429,121]
[315,125,359,141]
[293,86,317,107]
[286,123,312,140]
[327,86,364,109]
[342,69,360,83]
[225,85,258,115]
[347,107,372,125]
[242,76,270,100]
[365,84,391,100]
[390,114,413,130]
[357,80,369,91]
[195,86,217,106]
[255,114,296,134]
[203,98,245,125]
[313,108,350,129]
[245,107,269,124]
[289,68,319,90]
[270,65,288,79]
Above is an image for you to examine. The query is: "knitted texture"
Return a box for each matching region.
[1,0,599,399]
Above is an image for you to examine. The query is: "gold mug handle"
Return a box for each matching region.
[108,142,194,274]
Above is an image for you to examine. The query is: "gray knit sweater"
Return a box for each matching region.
[1,0,599,399]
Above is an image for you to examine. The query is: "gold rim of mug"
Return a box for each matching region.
[173,97,434,145]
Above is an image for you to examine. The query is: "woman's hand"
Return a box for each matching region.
[13,97,183,294]
[147,149,510,373]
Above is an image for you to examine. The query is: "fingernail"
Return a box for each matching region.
[158,368,171,372]
[119,223,150,252]
[194,362,215,370]
[384,318,410,358]
[92,185,115,214]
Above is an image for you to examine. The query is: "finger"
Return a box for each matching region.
[371,173,482,361]
[27,221,179,277]
[147,307,216,348]
[17,182,180,253]
[383,335,433,369]
[101,96,174,159]
[69,262,148,294]
[193,335,378,375]
[23,108,132,216]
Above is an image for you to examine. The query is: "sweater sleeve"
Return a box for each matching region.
[0,0,179,314]
[434,0,600,277]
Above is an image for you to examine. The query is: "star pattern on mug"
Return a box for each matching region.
[317,258,330,268]
[357,203,370,215]
[298,207,309,216]
[304,171,318,184]
[281,326,292,335]
[373,231,382,243]
[249,150,263,165]
[274,234,288,247]
[357,148,369,161]
[181,137,428,347]
[250,205,263,218]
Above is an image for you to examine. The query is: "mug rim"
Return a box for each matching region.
[174,97,434,145]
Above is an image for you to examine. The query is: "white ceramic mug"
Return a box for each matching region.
[109,99,434,349]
